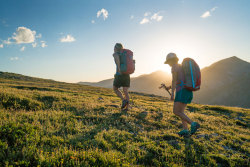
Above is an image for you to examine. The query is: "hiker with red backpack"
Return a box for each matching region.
[113,43,135,110]
[162,53,201,137]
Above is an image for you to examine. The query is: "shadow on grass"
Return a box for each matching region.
[69,110,140,150]
[183,137,231,167]
[183,137,208,166]
[11,85,65,93]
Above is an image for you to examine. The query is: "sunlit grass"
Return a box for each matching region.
[0,76,249,166]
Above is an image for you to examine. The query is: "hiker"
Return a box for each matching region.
[163,53,200,137]
[113,43,135,110]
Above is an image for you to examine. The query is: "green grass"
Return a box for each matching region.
[0,74,249,167]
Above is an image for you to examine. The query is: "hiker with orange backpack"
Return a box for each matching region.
[162,53,201,137]
[113,43,135,110]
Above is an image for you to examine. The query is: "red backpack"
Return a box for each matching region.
[182,58,201,91]
[119,49,135,75]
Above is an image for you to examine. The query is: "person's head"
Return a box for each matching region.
[114,43,123,53]
[164,52,179,67]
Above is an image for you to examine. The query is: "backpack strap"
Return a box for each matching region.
[189,60,195,88]
[119,50,126,65]
[177,80,186,87]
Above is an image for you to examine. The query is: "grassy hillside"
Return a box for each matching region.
[0,72,249,166]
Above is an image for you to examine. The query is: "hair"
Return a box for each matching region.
[114,43,123,52]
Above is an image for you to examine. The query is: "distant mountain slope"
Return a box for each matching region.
[130,71,172,95]
[198,56,250,91]
[198,73,250,108]
[194,56,250,108]
[80,56,250,108]
[81,78,113,88]
[79,70,172,96]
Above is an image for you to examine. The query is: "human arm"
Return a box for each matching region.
[113,53,121,73]
[171,71,177,101]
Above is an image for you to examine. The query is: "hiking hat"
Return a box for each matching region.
[164,52,179,64]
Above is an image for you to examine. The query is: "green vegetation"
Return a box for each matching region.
[0,72,249,166]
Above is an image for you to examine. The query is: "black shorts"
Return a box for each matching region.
[113,74,130,88]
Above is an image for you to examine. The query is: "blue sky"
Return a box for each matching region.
[0,0,249,82]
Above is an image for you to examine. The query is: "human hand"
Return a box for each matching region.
[166,86,171,90]
[160,83,165,87]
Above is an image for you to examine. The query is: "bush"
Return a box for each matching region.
[0,92,42,111]
[0,122,40,166]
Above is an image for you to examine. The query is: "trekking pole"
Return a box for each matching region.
[159,83,172,96]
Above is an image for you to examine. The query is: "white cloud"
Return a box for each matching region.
[36,33,42,38]
[201,7,218,18]
[97,8,109,20]
[10,57,19,61]
[130,15,134,19]
[0,44,3,48]
[140,18,150,24]
[144,12,151,17]
[140,11,163,24]
[60,35,75,43]
[20,46,25,52]
[2,27,46,50]
[32,42,37,48]
[211,6,218,12]
[41,41,47,47]
[201,11,211,18]
[151,13,163,22]
[4,37,12,45]
[12,27,36,44]
[91,20,95,24]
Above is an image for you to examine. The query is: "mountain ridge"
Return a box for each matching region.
[80,56,250,108]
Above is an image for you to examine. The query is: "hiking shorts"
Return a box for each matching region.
[174,88,193,104]
[113,74,130,88]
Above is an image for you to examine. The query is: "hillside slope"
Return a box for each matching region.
[0,72,249,166]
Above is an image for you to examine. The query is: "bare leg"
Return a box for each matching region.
[173,102,193,128]
[122,87,130,109]
[181,119,188,130]
[123,87,130,101]
[113,86,124,100]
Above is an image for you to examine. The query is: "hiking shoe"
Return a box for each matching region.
[121,99,129,109]
[190,122,200,135]
[178,129,190,137]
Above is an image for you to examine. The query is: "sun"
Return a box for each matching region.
[158,64,171,73]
